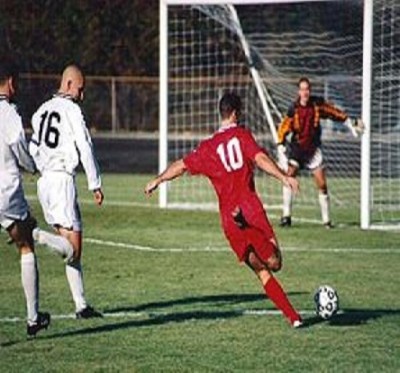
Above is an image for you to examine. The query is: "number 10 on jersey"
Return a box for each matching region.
[216,137,244,172]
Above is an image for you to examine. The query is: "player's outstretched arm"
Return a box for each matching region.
[144,159,187,196]
[254,152,299,194]
[320,101,364,138]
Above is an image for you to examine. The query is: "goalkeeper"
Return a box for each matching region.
[277,77,363,228]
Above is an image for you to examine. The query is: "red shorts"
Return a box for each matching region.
[221,197,278,263]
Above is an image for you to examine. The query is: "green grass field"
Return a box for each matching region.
[1,173,399,372]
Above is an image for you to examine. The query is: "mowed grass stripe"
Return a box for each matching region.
[84,238,400,254]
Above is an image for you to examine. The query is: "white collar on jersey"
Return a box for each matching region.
[0,94,9,101]
[53,92,76,101]
[218,122,238,132]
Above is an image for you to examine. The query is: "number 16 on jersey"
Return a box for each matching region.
[37,111,61,149]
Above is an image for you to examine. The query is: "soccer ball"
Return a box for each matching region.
[314,285,339,319]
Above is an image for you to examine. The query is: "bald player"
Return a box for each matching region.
[30,64,104,319]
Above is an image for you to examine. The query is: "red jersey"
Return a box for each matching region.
[183,123,277,263]
[183,124,264,212]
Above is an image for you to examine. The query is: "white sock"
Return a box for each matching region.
[21,252,39,325]
[282,185,293,217]
[33,228,74,262]
[319,192,331,224]
[66,262,87,312]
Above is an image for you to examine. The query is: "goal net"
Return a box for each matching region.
[368,0,400,228]
[160,0,398,228]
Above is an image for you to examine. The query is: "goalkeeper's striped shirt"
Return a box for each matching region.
[277,96,348,156]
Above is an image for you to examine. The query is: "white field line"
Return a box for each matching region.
[25,194,360,226]
[25,194,320,217]
[25,195,156,209]
[85,238,227,252]
[84,238,400,254]
[0,309,318,323]
[26,194,400,228]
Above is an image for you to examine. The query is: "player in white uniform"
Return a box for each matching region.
[0,59,75,338]
[30,65,104,319]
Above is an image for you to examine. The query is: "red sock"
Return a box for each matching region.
[264,276,300,324]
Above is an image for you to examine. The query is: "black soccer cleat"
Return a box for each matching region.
[279,216,292,227]
[27,312,51,338]
[324,221,335,229]
[76,305,103,319]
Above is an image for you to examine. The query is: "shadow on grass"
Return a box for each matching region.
[303,308,400,328]
[4,300,398,345]
[103,292,306,314]
[40,307,400,341]
[41,292,307,341]
[43,309,249,340]
[0,292,306,346]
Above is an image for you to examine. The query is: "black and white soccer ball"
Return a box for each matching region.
[314,285,339,319]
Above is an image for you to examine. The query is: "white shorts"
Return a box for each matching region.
[37,172,82,231]
[289,147,324,171]
[0,177,30,230]
[0,212,29,230]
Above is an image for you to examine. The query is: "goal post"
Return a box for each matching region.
[160,0,400,229]
[362,0,400,229]
[159,0,168,208]
[360,0,373,229]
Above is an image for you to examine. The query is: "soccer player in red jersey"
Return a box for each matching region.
[145,92,302,328]
[277,77,363,228]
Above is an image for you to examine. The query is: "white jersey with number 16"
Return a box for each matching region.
[29,95,101,191]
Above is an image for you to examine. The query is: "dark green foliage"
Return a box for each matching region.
[0,0,159,75]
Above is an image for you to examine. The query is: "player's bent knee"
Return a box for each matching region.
[7,222,34,250]
[268,258,282,272]
[266,251,282,272]
[245,244,283,273]
[245,248,265,273]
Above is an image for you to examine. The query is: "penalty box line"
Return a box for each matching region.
[0,309,318,323]
[84,238,400,254]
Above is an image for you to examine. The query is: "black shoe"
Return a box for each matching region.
[76,305,103,319]
[324,222,335,229]
[280,216,292,227]
[27,312,51,338]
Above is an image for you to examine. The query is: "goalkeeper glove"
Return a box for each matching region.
[277,144,286,157]
[344,117,364,138]
[277,143,288,167]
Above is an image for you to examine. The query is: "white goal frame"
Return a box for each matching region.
[160,0,375,229]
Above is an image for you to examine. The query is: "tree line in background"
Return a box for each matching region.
[0,0,159,76]
[0,1,362,77]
